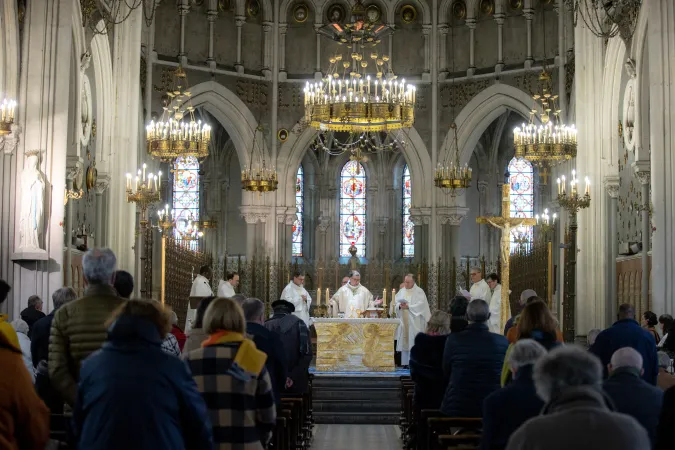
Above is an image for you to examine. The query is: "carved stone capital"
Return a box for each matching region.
[409,215,424,226]
[235,15,246,27]
[422,24,432,35]
[632,161,651,186]
[285,214,296,225]
[207,9,218,21]
[477,180,489,195]
[439,206,469,226]
[94,173,111,195]
[279,23,288,34]
[438,24,449,35]
[240,205,270,224]
[65,156,84,182]
[494,13,505,25]
[178,3,190,15]
[441,214,465,226]
[377,217,388,234]
[465,18,477,29]
[603,175,620,199]
[262,21,273,32]
[317,216,331,233]
[0,124,21,155]
[523,8,534,20]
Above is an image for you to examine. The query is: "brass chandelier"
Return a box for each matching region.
[146,66,211,162]
[241,125,278,194]
[513,70,577,167]
[0,97,16,136]
[304,0,415,158]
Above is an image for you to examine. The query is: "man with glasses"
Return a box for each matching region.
[467,267,490,302]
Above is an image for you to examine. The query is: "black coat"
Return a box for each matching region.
[30,312,63,413]
[20,307,45,337]
[265,312,312,394]
[30,312,54,367]
[656,386,675,450]
[440,323,509,417]
[603,367,663,447]
[481,365,544,450]
[247,322,288,406]
[410,333,449,411]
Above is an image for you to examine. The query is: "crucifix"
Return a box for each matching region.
[477,180,536,332]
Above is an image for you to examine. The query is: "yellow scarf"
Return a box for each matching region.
[202,330,267,381]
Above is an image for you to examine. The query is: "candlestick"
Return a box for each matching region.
[325,288,329,308]
[317,289,321,307]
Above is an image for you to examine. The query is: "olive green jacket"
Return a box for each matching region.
[48,284,124,405]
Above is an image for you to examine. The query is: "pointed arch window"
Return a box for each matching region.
[340,160,367,257]
[173,156,200,249]
[402,164,414,258]
[292,165,304,257]
[508,157,534,252]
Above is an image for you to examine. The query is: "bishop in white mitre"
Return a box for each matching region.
[330,271,373,318]
[186,265,214,332]
[468,267,491,302]
[281,272,312,326]
[394,274,431,366]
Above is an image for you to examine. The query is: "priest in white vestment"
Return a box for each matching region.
[217,272,239,298]
[281,272,312,326]
[486,273,509,333]
[394,274,431,366]
[329,276,350,316]
[186,265,214,331]
[468,267,490,302]
[330,271,373,318]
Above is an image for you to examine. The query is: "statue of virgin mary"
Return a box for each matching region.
[18,151,45,250]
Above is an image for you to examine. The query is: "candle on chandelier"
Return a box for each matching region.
[135,175,139,192]
[374,80,378,99]
[561,175,566,195]
[585,177,590,196]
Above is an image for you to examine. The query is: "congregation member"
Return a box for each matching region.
[185,297,276,450]
[506,346,650,450]
[587,329,601,348]
[603,347,663,446]
[449,296,469,333]
[410,311,451,412]
[440,299,509,417]
[501,299,561,386]
[217,271,239,298]
[590,303,658,384]
[658,314,672,347]
[503,289,537,336]
[657,352,675,391]
[265,299,312,394]
[281,271,312,326]
[330,270,374,318]
[394,274,431,367]
[231,294,247,305]
[31,287,77,412]
[170,310,187,352]
[242,297,288,405]
[0,281,49,450]
[49,248,125,406]
[643,311,661,343]
[486,273,504,333]
[73,299,213,450]
[113,270,134,298]
[468,267,490,301]
[186,265,214,331]
[182,296,216,355]
[19,295,44,337]
[481,339,547,450]
[11,319,33,382]
[656,385,675,449]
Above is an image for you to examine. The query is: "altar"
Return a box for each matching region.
[313,318,399,372]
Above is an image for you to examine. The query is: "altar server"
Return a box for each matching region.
[330,271,373,318]
[186,265,213,331]
[486,273,509,334]
[217,271,239,298]
[468,267,491,302]
[281,271,312,326]
[395,274,431,366]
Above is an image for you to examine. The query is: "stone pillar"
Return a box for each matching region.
[316,216,331,261]
[314,24,322,79]
[279,23,288,79]
[439,25,449,78]
[207,0,218,69]
[478,181,489,254]
[440,207,468,263]
[410,216,425,262]
[466,19,476,76]
[523,8,534,68]
[235,16,246,74]
[242,213,258,260]
[388,24,395,62]
[422,25,431,77]
[377,217,388,260]
[633,162,650,312]
[495,13,505,73]
[604,176,619,326]
[262,21,272,76]
[178,0,189,65]
[285,214,295,258]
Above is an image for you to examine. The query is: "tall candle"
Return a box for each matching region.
[326,288,329,306]
[317,289,321,307]
[383,289,386,308]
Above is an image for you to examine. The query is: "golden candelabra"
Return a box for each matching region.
[125,164,161,216]
[0,98,16,135]
[241,126,278,194]
[535,208,557,237]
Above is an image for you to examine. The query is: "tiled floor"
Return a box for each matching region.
[312,424,401,450]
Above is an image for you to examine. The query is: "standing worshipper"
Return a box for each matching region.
[329,276,350,316]
[217,272,239,298]
[468,267,490,301]
[280,271,313,326]
[11,319,34,382]
[486,273,504,333]
[186,265,214,331]
[20,295,45,337]
[394,274,431,367]
[330,270,373,318]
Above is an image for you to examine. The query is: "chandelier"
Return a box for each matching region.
[566,0,641,46]
[304,0,414,158]
[0,97,17,136]
[434,123,472,194]
[513,70,577,167]
[146,66,211,162]
[241,125,278,193]
[80,0,160,34]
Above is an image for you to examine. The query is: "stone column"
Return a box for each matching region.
[422,25,431,78]
[235,16,246,74]
[466,19,476,76]
[388,24,395,62]
[262,21,273,77]
[178,0,189,65]
[314,24,322,79]
[207,0,218,69]
[604,176,619,326]
[478,181,489,254]
[377,217,388,260]
[316,216,331,261]
[242,213,258,260]
[285,214,296,258]
[410,216,425,262]
[523,8,534,68]
[633,162,650,312]
[439,25,449,78]
[495,13,505,73]
[279,23,288,79]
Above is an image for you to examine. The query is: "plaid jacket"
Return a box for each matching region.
[186,342,276,450]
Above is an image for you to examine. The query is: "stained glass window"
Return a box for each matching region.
[402,164,414,258]
[173,156,200,248]
[340,160,367,257]
[292,165,304,257]
[508,157,534,252]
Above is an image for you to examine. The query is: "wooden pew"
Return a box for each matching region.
[271,416,289,450]
[400,377,415,440]
[437,434,481,450]
[417,409,445,450]
[426,418,482,450]
[280,397,307,450]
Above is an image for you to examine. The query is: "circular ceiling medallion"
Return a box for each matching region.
[278,128,289,142]
[509,0,523,9]
[400,4,417,23]
[452,0,467,20]
[246,0,260,18]
[480,0,495,16]
[327,4,346,23]
[293,3,309,23]
[365,4,382,23]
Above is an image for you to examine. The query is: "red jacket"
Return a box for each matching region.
[170,325,187,352]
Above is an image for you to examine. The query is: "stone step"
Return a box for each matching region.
[314,411,400,425]
[313,399,400,413]
[312,377,402,389]
[313,387,400,401]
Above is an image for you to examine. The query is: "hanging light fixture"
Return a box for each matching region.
[241,125,278,193]
[146,66,211,162]
[305,0,414,159]
[0,97,17,136]
[566,0,641,47]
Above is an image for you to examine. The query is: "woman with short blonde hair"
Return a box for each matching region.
[203,296,246,335]
[426,311,451,335]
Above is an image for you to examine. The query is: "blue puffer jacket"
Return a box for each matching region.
[73,315,213,450]
[440,323,509,418]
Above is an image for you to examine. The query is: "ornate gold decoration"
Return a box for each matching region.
[241,125,278,193]
[0,98,17,136]
[452,0,467,19]
[218,0,230,11]
[64,188,84,206]
[400,4,417,23]
[85,149,97,191]
[434,123,472,193]
[277,128,289,142]
[126,163,162,215]
[293,3,309,22]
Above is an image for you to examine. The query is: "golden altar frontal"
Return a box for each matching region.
[313,318,399,372]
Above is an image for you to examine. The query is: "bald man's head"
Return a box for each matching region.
[609,347,644,376]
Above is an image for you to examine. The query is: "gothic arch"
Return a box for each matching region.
[444,84,536,167]
[187,81,261,168]
[90,22,114,174]
[0,0,19,97]
[600,36,627,175]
